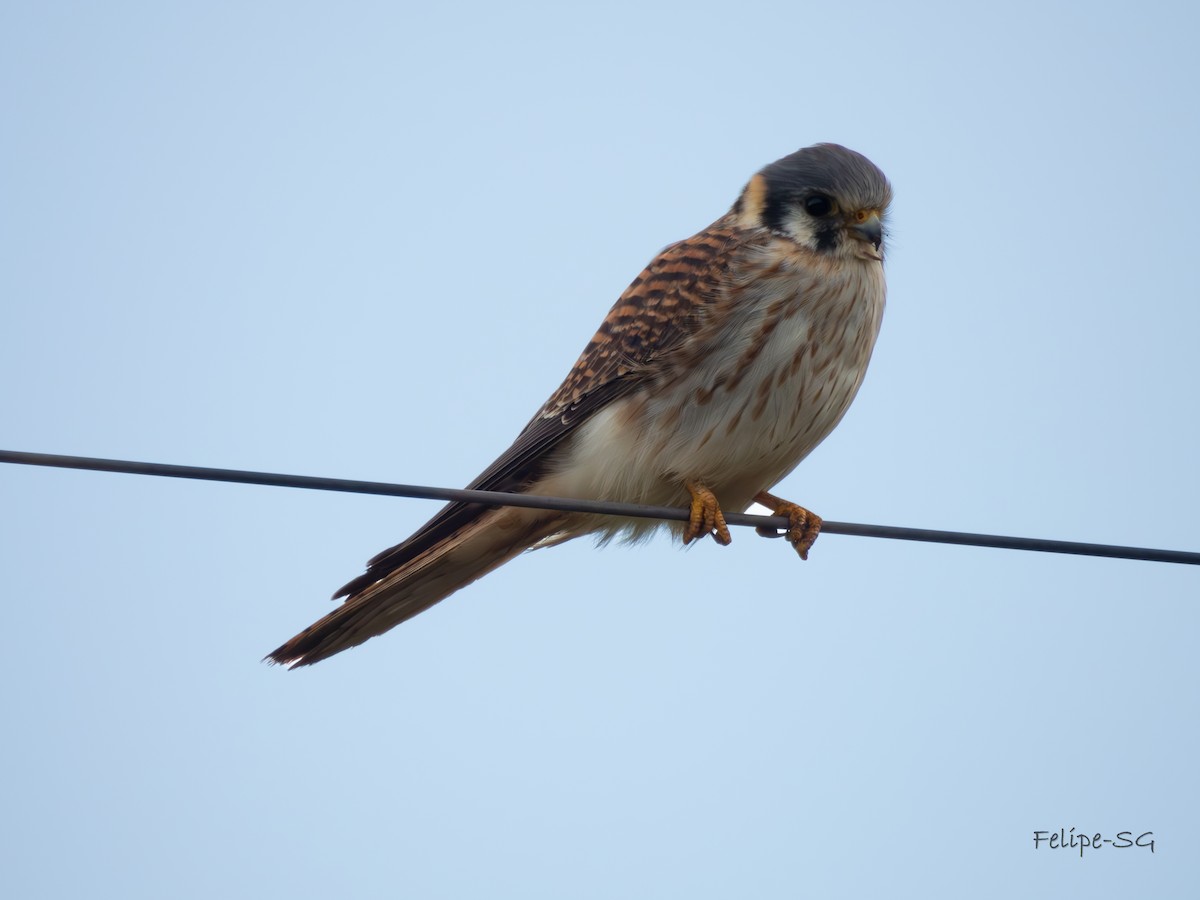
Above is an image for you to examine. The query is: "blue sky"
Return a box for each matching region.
[2,2,1197,897]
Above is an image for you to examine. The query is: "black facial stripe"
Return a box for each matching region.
[814,224,840,253]
[761,191,789,234]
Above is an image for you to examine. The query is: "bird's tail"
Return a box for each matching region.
[266,505,568,667]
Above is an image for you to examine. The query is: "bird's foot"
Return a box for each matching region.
[753,490,822,560]
[683,480,732,546]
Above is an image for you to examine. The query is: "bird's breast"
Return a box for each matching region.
[542,250,885,527]
[641,253,885,505]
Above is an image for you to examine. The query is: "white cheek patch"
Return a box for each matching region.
[780,210,818,248]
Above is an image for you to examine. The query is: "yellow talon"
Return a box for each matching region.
[753,490,822,560]
[683,480,732,546]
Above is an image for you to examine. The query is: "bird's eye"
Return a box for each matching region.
[804,194,835,217]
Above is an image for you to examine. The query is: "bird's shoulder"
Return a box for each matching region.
[535,216,764,423]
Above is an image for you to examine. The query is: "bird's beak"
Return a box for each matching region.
[850,210,883,250]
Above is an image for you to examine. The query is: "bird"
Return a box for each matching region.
[268,143,891,667]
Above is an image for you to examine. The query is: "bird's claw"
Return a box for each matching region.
[683,481,732,546]
[753,491,822,560]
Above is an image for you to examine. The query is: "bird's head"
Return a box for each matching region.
[734,143,892,262]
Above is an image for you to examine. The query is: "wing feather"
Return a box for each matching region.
[334,222,748,599]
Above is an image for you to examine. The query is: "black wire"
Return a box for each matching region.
[2,448,1198,566]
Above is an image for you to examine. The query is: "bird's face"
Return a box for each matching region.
[735,143,892,263]
[764,189,888,263]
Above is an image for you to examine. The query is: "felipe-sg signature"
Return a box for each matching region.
[1033,828,1155,857]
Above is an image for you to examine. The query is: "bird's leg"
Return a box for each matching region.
[753,490,822,560]
[683,480,732,546]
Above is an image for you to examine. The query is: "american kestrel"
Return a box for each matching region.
[269,143,891,667]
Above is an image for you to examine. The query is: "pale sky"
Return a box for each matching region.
[2,2,1197,897]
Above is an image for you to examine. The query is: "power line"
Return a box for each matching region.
[2,448,1198,567]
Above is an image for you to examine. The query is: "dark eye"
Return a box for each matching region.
[804,194,834,217]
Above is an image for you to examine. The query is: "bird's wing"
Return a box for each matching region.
[333,223,747,599]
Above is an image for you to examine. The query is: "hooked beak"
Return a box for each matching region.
[850,210,883,251]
